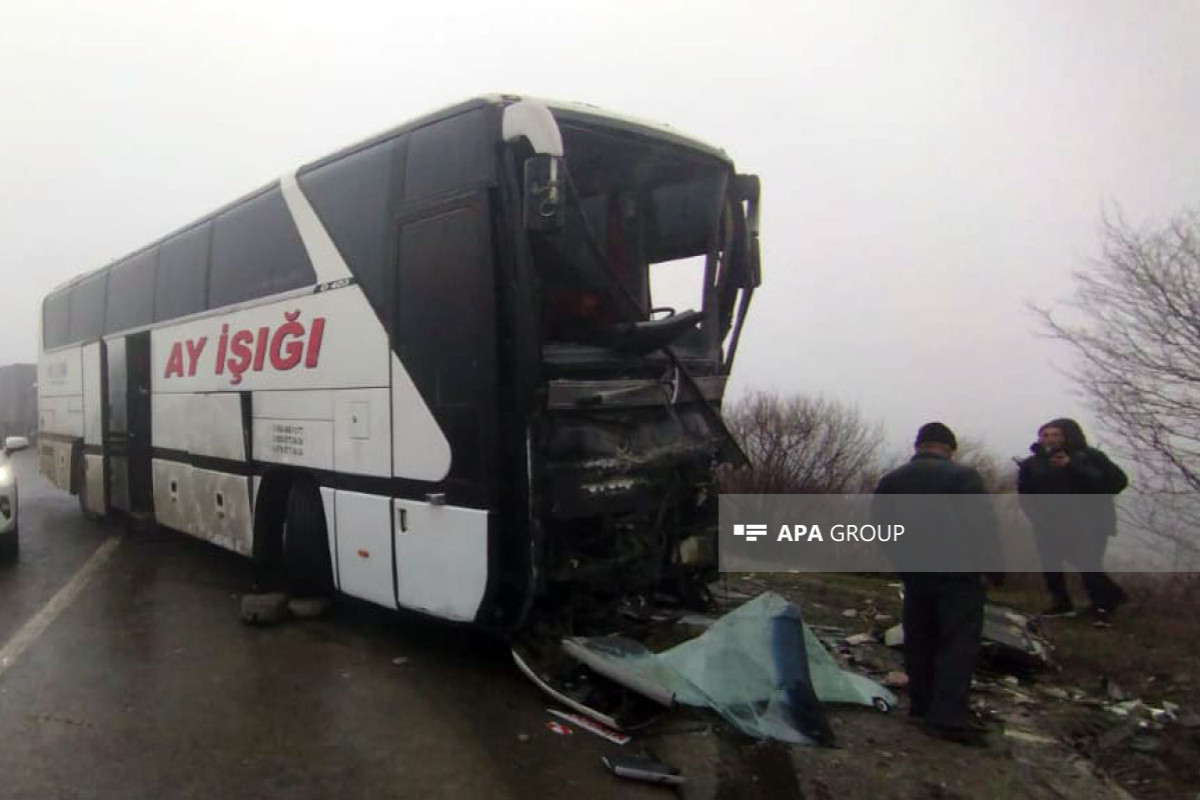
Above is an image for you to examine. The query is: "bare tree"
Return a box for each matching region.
[1036,209,1200,565]
[721,391,884,493]
[954,437,1017,494]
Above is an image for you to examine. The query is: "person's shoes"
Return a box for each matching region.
[918,720,988,747]
[1040,601,1076,618]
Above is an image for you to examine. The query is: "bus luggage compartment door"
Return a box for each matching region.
[393,498,488,623]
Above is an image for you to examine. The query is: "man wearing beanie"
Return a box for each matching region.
[872,422,1001,746]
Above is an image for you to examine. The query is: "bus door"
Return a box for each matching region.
[104,332,153,514]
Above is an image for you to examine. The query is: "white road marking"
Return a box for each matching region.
[0,536,123,680]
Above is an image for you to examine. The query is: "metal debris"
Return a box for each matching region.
[602,754,685,786]
[1003,728,1056,745]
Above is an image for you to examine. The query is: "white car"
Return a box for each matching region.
[0,435,30,561]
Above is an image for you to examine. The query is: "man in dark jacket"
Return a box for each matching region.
[1017,418,1128,622]
[872,422,1002,746]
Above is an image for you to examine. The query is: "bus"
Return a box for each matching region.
[36,95,761,632]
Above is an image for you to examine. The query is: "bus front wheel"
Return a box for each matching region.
[283,479,334,599]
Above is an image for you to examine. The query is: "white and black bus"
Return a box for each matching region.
[37,95,761,631]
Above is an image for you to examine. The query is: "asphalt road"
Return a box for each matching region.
[0,451,749,800]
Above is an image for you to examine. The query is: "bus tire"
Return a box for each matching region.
[283,478,334,599]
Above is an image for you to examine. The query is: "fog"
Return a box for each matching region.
[2,0,1196,459]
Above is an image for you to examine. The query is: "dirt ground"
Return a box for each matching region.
[712,572,1200,800]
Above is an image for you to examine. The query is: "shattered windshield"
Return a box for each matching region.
[530,123,728,350]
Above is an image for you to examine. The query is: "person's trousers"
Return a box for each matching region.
[902,575,985,730]
[1037,529,1125,609]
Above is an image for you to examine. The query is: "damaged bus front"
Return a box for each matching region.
[501,102,761,629]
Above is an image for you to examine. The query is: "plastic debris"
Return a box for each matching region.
[545,720,573,736]
[845,633,875,646]
[562,593,896,746]
[547,709,631,745]
[391,657,409,667]
[884,626,905,648]
[602,755,685,786]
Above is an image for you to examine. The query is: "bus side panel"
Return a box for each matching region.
[190,467,253,555]
[37,346,84,491]
[334,490,395,608]
[186,394,246,461]
[81,343,104,447]
[152,458,192,534]
[393,498,488,623]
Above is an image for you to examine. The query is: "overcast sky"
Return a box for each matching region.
[2,0,1196,459]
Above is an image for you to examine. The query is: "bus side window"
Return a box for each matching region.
[404,109,493,203]
[209,188,315,309]
[299,138,397,330]
[106,249,156,334]
[68,271,108,344]
[42,290,71,349]
[155,224,210,323]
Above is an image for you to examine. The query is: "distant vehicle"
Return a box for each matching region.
[0,435,31,561]
[36,95,761,631]
[0,363,37,441]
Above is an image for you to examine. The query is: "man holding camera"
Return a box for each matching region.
[1017,418,1128,622]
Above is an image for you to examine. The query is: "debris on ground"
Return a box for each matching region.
[882,603,1053,671]
[601,754,686,786]
[545,720,573,736]
[553,593,896,746]
[845,633,875,646]
[1003,728,1057,745]
[391,656,409,667]
[547,708,631,745]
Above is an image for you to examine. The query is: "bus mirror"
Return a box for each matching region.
[523,155,566,232]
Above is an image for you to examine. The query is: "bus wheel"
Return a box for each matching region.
[283,478,334,599]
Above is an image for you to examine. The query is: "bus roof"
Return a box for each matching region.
[46,95,731,298]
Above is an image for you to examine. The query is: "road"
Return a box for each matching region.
[0,451,759,800]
